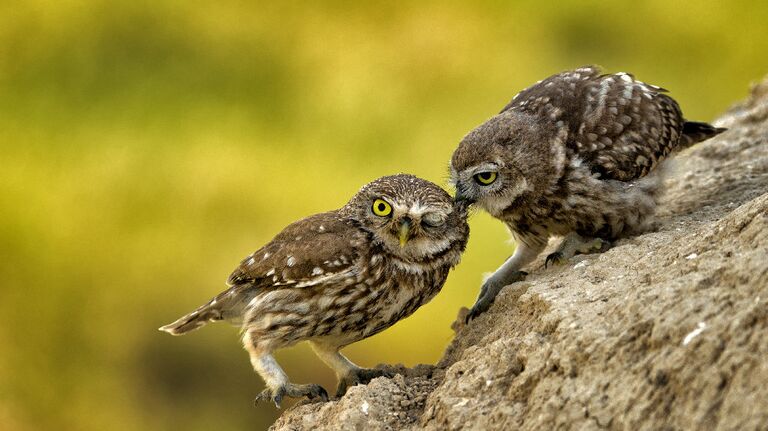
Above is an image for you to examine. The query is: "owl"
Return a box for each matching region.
[160,174,469,406]
[450,66,725,320]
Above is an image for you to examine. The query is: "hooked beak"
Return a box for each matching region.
[398,218,411,248]
[454,187,475,205]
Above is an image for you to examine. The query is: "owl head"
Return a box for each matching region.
[341,174,469,261]
[449,111,567,216]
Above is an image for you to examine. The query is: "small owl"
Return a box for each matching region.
[450,66,724,320]
[160,174,469,406]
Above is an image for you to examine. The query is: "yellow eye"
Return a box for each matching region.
[474,171,497,185]
[372,198,392,217]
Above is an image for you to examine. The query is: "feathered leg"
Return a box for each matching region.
[310,341,391,398]
[467,239,544,321]
[244,332,328,408]
[544,233,611,267]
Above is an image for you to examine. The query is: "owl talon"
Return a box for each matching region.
[466,271,527,322]
[254,385,286,408]
[255,383,328,408]
[336,368,393,398]
[466,300,490,322]
[545,252,565,268]
[589,238,611,253]
[304,384,330,402]
[467,280,500,322]
[545,234,612,269]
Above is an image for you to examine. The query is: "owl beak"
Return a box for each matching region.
[398,218,411,248]
[454,188,475,205]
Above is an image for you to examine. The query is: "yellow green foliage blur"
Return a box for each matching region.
[1,1,766,429]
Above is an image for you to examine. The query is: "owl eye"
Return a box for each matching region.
[372,198,392,217]
[474,171,497,185]
[422,213,445,227]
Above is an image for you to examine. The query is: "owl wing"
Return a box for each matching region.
[159,212,364,333]
[501,65,603,116]
[226,211,363,290]
[503,66,684,181]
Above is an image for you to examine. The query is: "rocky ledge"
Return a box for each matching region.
[272,76,768,431]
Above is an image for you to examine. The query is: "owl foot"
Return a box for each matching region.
[255,382,329,408]
[336,367,393,398]
[545,234,611,268]
[544,251,565,268]
[585,238,611,253]
[466,270,528,322]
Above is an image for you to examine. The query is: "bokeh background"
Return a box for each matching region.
[1,1,766,429]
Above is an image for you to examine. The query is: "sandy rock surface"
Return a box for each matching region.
[271,77,768,431]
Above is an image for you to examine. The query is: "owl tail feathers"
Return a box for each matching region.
[159,302,222,336]
[680,121,727,148]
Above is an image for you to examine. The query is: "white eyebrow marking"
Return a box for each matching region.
[392,203,410,214]
[409,202,430,215]
[467,161,502,176]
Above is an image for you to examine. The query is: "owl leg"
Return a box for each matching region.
[310,341,393,398]
[467,240,545,322]
[244,332,328,408]
[544,233,611,268]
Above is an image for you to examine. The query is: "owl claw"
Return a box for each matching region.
[466,286,496,322]
[255,383,328,408]
[336,368,393,398]
[465,303,487,322]
[545,252,565,268]
[545,236,612,269]
[302,384,329,402]
[589,238,612,253]
[466,271,527,322]
[254,385,286,408]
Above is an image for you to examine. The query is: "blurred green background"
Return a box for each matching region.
[1,0,766,429]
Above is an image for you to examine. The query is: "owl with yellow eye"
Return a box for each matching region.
[160,174,469,406]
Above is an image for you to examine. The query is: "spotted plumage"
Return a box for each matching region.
[451,66,725,320]
[160,174,469,406]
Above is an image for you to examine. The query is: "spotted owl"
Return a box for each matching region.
[160,174,469,406]
[450,66,725,320]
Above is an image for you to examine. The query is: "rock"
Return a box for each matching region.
[271,76,768,431]
[272,367,440,431]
